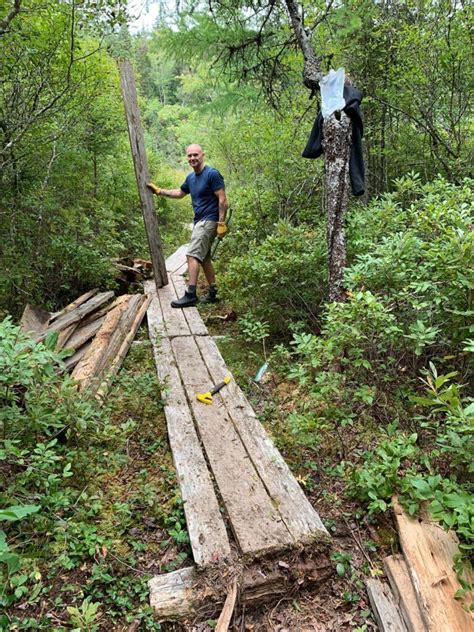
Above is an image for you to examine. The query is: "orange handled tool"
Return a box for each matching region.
[196,376,231,405]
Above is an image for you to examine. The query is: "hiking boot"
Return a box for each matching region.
[200,287,219,304]
[171,291,197,308]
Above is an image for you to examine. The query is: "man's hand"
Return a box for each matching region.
[217,222,228,239]
[147,182,161,195]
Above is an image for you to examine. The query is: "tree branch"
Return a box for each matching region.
[0,0,21,36]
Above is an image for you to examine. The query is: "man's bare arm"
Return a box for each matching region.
[147,182,187,199]
[214,188,228,222]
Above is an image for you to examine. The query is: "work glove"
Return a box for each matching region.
[217,222,228,239]
[147,182,161,195]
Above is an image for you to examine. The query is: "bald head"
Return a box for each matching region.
[186,144,205,173]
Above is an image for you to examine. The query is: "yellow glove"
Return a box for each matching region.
[147,182,161,195]
[217,222,228,238]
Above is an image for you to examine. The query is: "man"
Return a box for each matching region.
[147,144,228,308]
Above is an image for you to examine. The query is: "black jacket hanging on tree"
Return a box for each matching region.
[302,85,365,196]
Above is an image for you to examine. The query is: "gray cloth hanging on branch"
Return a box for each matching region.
[302,85,365,197]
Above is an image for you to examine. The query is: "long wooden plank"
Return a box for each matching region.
[34,291,114,342]
[196,336,327,540]
[65,316,106,351]
[393,498,474,632]
[165,245,188,273]
[49,289,99,322]
[118,59,168,289]
[172,336,293,556]
[147,299,231,566]
[384,554,426,632]
[171,274,208,336]
[156,282,190,338]
[365,579,407,631]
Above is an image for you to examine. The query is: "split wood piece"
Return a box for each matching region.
[56,323,78,351]
[61,342,91,373]
[96,295,152,400]
[49,289,99,322]
[156,281,191,338]
[65,316,107,351]
[365,578,407,632]
[78,301,117,329]
[71,295,131,389]
[20,304,51,337]
[215,579,237,632]
[118,59,168,290]
[147,313,231,566]
[149,556,333,619]
[165,245,189,274]
[393,497,474,632]
[34,291,115,343]
[172,335,293,556]
[384,554,426,632]
[171,274,208,336]
[196,336,328,540]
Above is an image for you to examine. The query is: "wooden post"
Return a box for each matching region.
[118,59,168,289]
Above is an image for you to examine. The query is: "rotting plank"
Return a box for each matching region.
[384,554,426,632]
[34,291,114,342]
[171,274,208,336]
[49,289,99,322]
[146,292,231,567]
[196,335,328,540]
[149,567,196,619]
[65,316,106,351]
[156,281,190,338]
[172,335,293,556]
[365,578,407,632]
[393,498,474,632]
[20,304,51,337]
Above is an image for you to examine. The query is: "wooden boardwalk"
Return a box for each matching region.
[145,247,327,571]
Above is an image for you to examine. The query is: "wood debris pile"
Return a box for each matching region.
[20,288,151,397]
[112,257,153,294]
[365,498,473,632]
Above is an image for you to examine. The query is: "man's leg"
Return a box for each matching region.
[171,256,201,308]
[200,256,219,304]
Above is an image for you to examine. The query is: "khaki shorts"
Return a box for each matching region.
[187,220,217,262]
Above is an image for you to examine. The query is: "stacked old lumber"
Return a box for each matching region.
[20,289,151,396]
[113,256,153,293]
[366,497,473,632]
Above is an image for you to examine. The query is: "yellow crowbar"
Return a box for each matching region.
[196,376,231,405]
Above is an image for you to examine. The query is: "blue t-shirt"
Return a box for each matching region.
[180,165,225,223]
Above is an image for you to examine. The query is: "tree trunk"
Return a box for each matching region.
[322,112,351,303]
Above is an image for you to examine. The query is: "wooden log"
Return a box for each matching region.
[146,289,231,566]
[172,335,294,556]
[118,59,168,290]
[71,295,131,389]
[34,291,114,342]
[384,554,426,632]
[49,289,99,322]
[196,336,328,540]
[20,304,51,337]
[96,295,151,399]
[393,498,474,632]
[365,578,407,631]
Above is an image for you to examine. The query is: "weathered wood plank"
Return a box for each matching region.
[384,554,426,632]
[56,323,78,351]
[366,578,407,632]
[20,304,51,337]
[34,291,114,342]
[71,295,131,388]
[147,301,231,566]
[118,59,168,290]
[156,281,191,338]
[65,316,106,351]
[393,498,474,632]
[172,335,293,556]
[149,567,196,618]
[165,245,188,274]
[171,274,208,336]
[196,336,328,540]
[61,342,91,373]
[49,289,99,322]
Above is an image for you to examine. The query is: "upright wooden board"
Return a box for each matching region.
[172,336,293,556]
[384,554,426,632]
[393,498,474,632]
[365,579,407,632]
[118,59,168,289]
[197,336,327,540]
